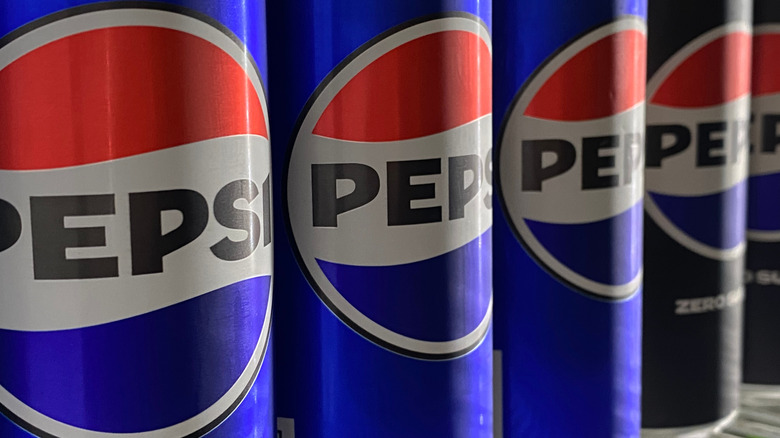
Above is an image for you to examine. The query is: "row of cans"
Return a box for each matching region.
[0,0,778,436]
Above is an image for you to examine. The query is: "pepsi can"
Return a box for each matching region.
[743,0,780,403]
[267,2,492,437]
[493,1,646,436]
[0,1,274,437]
[642,0,752,434]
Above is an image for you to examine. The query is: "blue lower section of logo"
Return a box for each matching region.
[748,173,780,232]
[206,338,274,438]
[524,203,643,286]
[649,181,746,250]
[0,275,271,434]
[0,348,274,438]
[316,231,491,342]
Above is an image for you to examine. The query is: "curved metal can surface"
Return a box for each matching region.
[0,1,274,436]
[493,1,646,436]
[743,0,780,390]
[642,0,752,432]
[268,1,493,437]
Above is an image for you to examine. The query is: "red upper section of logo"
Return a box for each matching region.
[524,30,646,121]
[651,32,751,107]
[753,33,780,97]
[0,26,266,171]
[312,30,491,142]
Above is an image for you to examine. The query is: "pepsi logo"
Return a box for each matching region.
[497,18,647,299]
[747,25,780,242]
[0,5,272,437]
[645,23,751,260]
[285,14,492,360]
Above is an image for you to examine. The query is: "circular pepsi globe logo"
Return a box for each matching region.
[645,22,751,260]
[497,18,647,300]
[0,4,272,436]
[748,24,780,243]
[286,14,493,360]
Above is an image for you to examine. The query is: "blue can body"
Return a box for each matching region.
[0,1,273,437]
[268,2,492,437]
[493,1,646,436]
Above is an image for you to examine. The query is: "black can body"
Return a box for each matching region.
[642,0,752,429]
[743,0,780,387]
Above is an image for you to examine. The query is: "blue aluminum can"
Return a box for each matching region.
[493,1,647,436]
[267,2,492,437]
[0,1,273,437]
[642,0,752,433]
